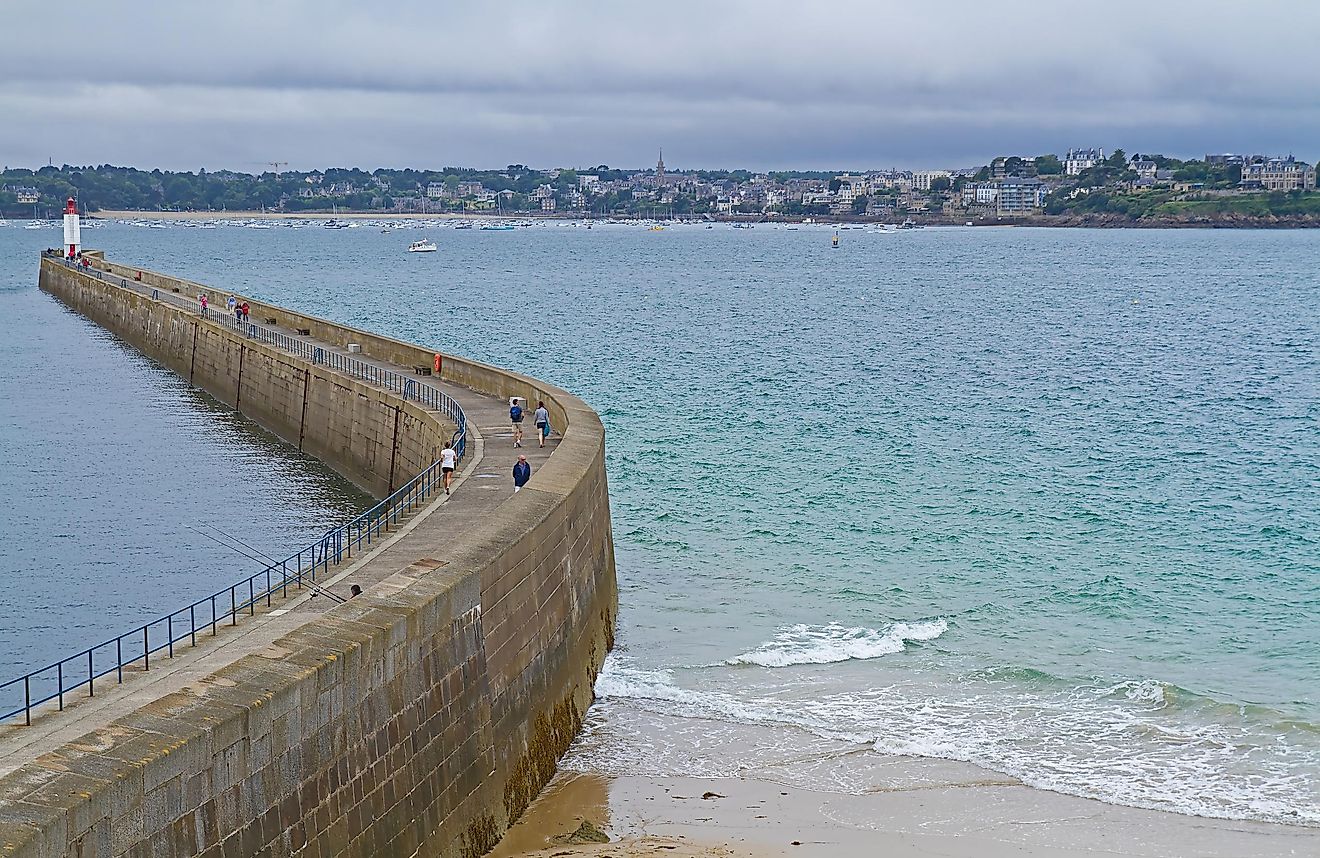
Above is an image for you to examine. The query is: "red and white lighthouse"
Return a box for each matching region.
[63,197,81,259]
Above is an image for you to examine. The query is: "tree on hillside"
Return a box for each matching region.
[163,175,196,207]
[1035,154,1063,175]
[930,176,952,193]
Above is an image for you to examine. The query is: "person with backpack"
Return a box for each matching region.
[533,401,550,448]
[509,397,525,448]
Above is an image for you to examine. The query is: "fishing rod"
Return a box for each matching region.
[187,524,348,604]
[198,523,360,606]
[195,521,292,570]
[188,523,276,568]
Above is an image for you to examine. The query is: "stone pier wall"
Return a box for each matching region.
[40,260,449,497]
[0,258,618,858]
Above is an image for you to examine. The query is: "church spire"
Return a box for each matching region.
[657,147,665,180]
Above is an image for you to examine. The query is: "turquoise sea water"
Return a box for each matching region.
[3,220,1317,824]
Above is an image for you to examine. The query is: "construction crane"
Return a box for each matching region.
[268,161,288,177]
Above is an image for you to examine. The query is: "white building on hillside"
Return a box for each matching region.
[1240,156,1316,191]
[834,174,870,201]
[1130,159,1158,181]
[961,183,1000,207]
[1064,148,1104,175]
[996,177,1047,212]
[913,170,952,191]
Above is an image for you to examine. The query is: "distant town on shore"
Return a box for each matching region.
[4,148,1318,227]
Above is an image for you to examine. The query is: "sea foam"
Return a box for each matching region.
[727,619,948,667]
[584,655,1320,827]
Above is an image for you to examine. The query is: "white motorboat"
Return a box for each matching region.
[408,239,437,253]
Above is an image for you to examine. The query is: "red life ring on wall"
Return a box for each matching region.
[433,353,442,375]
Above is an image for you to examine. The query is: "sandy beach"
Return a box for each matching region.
[492,766,1318,858]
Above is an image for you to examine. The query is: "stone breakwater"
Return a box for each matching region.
[0,256,617,858]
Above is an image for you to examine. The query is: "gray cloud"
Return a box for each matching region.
[3,0,1319,171]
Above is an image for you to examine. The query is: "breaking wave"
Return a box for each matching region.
[579,657,1320,827]
[727,619,948,667]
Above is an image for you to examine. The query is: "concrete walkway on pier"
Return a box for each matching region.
[196,298,560,607]
[0,267,558,776]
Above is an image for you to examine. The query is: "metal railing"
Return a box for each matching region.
[1,456,453,725]
[207,312,467,456]
[6,256,470,725]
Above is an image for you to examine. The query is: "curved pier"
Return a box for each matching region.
[0,254,617,858]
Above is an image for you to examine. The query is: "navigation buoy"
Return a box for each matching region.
[63,197,81,259]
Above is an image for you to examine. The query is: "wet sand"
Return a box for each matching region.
[491,766,1318,858]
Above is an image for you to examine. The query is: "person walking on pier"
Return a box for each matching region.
[440,442,457,495]
[198,293,208,315]
[226,295,238,319]
[513,455,532,492]
[510,397,525,448]
[240,301,250,322]
[534,401,550,448]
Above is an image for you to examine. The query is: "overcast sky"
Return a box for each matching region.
[4,1,1319,173]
